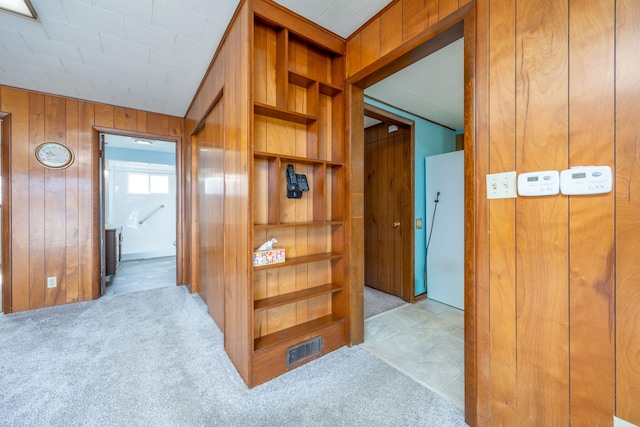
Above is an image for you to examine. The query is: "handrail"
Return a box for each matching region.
[139,204,164,224]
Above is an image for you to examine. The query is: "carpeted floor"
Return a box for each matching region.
[364,285,407,318]
[0,286,466,427]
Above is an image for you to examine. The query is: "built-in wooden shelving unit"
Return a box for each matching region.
[250,12,346,386]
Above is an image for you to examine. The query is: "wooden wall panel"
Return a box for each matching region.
[346,0,469,80]
[361,18,381,70]
[487,0,517,423]
[5,88,31,313]
[1,87,184,313]
[28,93,45,310]
[616,0,640,423]
[569,1,616,425]
[346,0,640,424]
[515,1,569,423]
[65,99,80,303]
[380,1,403,56]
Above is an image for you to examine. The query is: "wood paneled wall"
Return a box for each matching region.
[185,1,251,382]
[347,0,640,425]
[0,86,183,313]
[346,0,471,78]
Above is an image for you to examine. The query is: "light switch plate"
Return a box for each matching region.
[486,171,517,199]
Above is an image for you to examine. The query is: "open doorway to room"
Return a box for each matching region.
[358,36,466,410]
[99,133,177,297]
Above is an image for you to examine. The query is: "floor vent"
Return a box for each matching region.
[286,336,322,367]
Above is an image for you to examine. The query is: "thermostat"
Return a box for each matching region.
[517,170,559,196]
[560,166,612,195]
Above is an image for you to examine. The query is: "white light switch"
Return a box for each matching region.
[486,171,517,199]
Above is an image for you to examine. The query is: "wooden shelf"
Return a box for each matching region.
[253,252,342,270]
[254,314,344,352]
[253,151,343,167]
[254,221,343,230]
[288,69,342,97]
[254,102,316,124]
[254,283,343,312]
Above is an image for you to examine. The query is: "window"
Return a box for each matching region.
[128,173,169,194]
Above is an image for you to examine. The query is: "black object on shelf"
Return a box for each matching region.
[286,164,309,198]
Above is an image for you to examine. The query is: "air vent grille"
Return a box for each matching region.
[286,336,322,367]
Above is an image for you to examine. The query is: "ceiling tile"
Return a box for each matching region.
[99,33,150,65]
[124,17,176,54]
[316,3,365,37]
[152,0,207,41]
[274,0,329,20]
[21,33,82,63]
[40,17,102,51]
[60,0,125,39]
[60,58,109,81]
[0,27,30,50]
[5,45,64,70]
[31,0,67,22]
[90,0,153,25]
[149,49,192,75]
[0,57,51,80]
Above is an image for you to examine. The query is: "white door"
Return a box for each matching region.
[425,151,464,309]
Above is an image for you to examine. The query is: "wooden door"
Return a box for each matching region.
[364,122,410,298]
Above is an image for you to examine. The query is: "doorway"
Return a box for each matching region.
[99,133,178,296]
[352,28,467,408]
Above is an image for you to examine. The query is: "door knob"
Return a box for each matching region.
[392,221,400,228]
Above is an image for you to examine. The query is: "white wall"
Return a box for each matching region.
[425,151,464,309]
[105,160,176,260]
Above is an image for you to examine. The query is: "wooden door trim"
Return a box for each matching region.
[91,127,183,297]
[363,105,415,303]
[348,6,478,425]
[0,112,11,313]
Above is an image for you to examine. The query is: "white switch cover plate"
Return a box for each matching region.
[47,276,57,288]
[486,171,517,199]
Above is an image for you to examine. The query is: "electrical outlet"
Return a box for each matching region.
[47,276,57,288]
[486,171,517,199]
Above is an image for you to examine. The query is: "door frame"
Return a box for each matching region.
[0,112,10,313]
[92,127,182,298]
[346,4,477,423]
[363,103,415,303]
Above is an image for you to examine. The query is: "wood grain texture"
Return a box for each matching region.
[615,0,640,423]
[515,0,569,423]
[487,0,517,423]
[380,1,403,57]
[569,1,616,425]
[361,18,381,70]
[1,87,184,313]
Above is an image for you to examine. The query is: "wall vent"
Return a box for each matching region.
[286,336,322,367]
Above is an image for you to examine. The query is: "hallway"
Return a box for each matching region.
[105,256,176,296]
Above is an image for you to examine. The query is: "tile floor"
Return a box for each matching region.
[360,298,465,409]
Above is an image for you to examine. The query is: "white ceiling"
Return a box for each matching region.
[365,37,464,130]
[0,0,462,129]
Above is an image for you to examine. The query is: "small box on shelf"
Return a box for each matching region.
[253,248,286,267]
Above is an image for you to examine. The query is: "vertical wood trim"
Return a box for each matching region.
[487,0,517,423]
[65,99,80,303]
[43,95,67,307]
[380,2,403,57]
[0,111,11,313]
[78,102,94,301]
[361,18,381,69]
[94,104,113,128]
[346,32,362,78]
[347,83,365,345]
[568,0,616,425]
[615,0,640,423]
[29,93,45,310]
[515,0,570,423]
[463,4,482,426]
